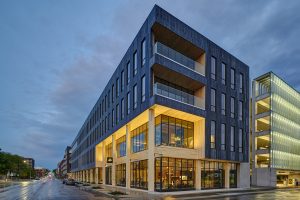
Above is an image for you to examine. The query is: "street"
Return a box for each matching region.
[1,178,300,200]
[170,188,300,200]
[0,178,110,200]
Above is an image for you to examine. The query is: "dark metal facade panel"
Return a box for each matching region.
[70,5,250,172]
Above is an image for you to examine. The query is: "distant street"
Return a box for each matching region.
[0,178,110,200]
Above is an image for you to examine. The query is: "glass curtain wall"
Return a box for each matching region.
[116,163,126,187]
[229,163,237,188]
[130,160,148,189]
[131,123,148,153]
[116,135,126,157]
[155,157,195,191]
[201,160,225,189]
[270,73,300,170]
[155,115,194,148]
[105,166,112,185]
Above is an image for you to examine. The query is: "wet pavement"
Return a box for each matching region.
[172,188,300,200]
[1,178,300,200]
[0,178,110,200]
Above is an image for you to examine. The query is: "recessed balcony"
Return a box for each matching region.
[154,82,205,110]
[153,42,205,76]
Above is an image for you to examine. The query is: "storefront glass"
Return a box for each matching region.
[155,157,195,191]
[116,163,126,187]
[201,160,224,189]
[130,160,148,189]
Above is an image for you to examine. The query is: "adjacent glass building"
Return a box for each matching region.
[69,5,250,193]
[252,72,300,187]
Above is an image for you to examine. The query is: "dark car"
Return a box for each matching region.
[65,179,75,186]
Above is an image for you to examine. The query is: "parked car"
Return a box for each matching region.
[65,179,75,186]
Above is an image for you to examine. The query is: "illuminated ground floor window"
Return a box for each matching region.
[116,163,126,187]
[155,157,195,191]
[105,166,112,185]
[130,160,148,190]
[201,160,224,189]
[230,163,237,188]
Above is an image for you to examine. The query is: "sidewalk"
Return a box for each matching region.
[74,183,279,200]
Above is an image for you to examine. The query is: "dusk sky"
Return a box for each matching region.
[1,0,300,170]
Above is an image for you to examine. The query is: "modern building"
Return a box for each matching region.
[58,146,71,179]
[251,72,300,187]
[35,167,49,178]
[70,5,250,192]
[23,158,35,169]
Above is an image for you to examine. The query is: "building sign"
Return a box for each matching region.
[107,157,113,163]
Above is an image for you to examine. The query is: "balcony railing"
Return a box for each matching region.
[154,82,205,109]
[153,42,205,76]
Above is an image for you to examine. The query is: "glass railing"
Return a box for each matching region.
[154,82,205,109]
[153,42,205,75]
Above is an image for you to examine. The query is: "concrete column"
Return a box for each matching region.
[112,134,116,186]
[125,124,131,189]
[237,163,250,188]
[224,163,230,189]
[82,171,84,182]
[148,108,155,191]
[102,141,106,185]
[90,169,93,183]
[95,168,99,184]
[195,160,201,190]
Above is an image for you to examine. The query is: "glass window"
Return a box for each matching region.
[116,104,119,124]
[239,129,243,153]
[105,166,112,185]
[231,68,235,89]
[127,92,130,115]
[141,75,146,102]
[211,121,216,149]
[221,124,226,150]
[116,136,126,157]
[221,93,226,115]
[155,115,162,145]
[239,101,243,121]
[121,98,124,120]
[111,84,114,103]
[131,123,148,153]
[230,163,237,188]
[155,115,194,149]
[230,126,235,152]
[130,160,148,189]
[211,89,216,112]
[107,91,110,108]
[201,160,225,189]
[127,62,130,84]
[211,56,216,80]
[116,163,126,187]
[155,157,195,191]
[141,39,146,66]
[133,84,137,109]
[105,143,112,158]
[116,78,120,97]
[133,51,137,76]
[239,73,244,93]
[121,70,124,92]
[231,97,235,118]
[112,109,115,127]
[221,62,226,85]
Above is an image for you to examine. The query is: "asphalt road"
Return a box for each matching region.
[0,178,110,200]
[171,188,300,200]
